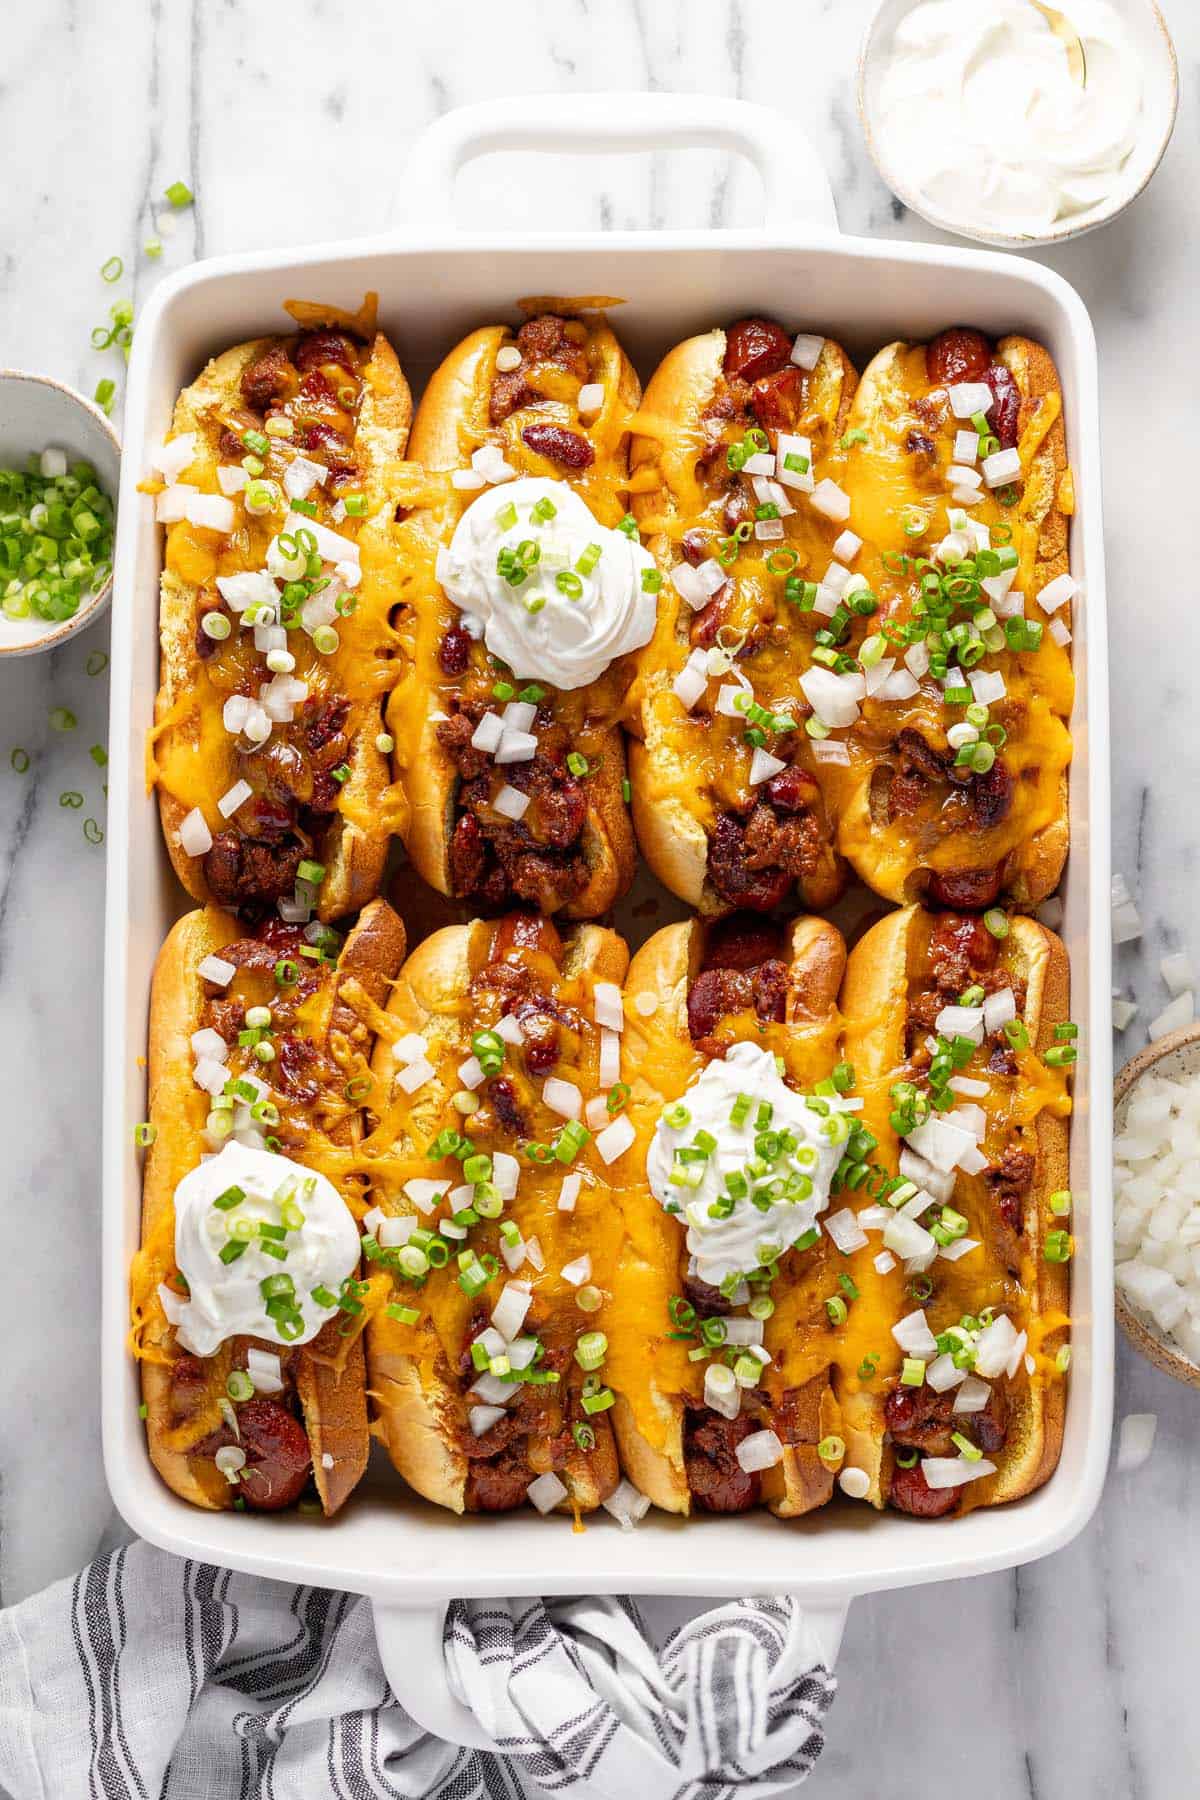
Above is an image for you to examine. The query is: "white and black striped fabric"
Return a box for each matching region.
[0,1543,835,1798]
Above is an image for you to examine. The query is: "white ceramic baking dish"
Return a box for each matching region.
[101,95,1113,1739]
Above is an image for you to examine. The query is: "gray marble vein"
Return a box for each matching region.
[0,0,1195,1792]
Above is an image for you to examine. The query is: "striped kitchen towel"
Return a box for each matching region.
[0,1542,835,1798]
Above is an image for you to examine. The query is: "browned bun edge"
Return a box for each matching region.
[612,915,848,1518]
[155,330,410,920]
[366,917,629,1514]
[138,900,405,1516]
[396,322,638,918]
[996,333,1070,909]
[839,906,1070,1515]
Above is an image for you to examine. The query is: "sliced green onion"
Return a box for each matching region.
[164,180,194,207]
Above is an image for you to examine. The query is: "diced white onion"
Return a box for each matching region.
[217,464,248,496]
[1116,1412,1158,1473]
[898,1147,956,1204]
[379,1215,417,1249]
[558,1172,582,1212]
[671,561,711,610]
[922,1456,997,1489]
[1162,953,1195,996]
[602,1478,652,1530]
[672,662,709,709]
[831,528,861,562]
[935,1004,985,1043]
[599,1029,622,1088]
[457,1055,485,1092]
[178,808,213,857]
[1048,618,1071,647]
[496,1014,524,1045]
[396,1058,436,1094]
[470,712,505,754]
[824,1207,869,1254]
[954,1376,991,1413]
[809,478,851,523]
[877,669,920,702]
[982,447,1022,488]
[576,383,604,418]
[891,1308,938,1360]
[948,1076,989,1101]
[968,669,1006,707]
[774,433,814,492]
[196,953,235,988]
[596,1115,635,1165]
[192,1056,228,1096]
[184,492,236,533]
[527,1471,569,1513]
[469,1405,507,1438]
[748,747,786,787]
[217,780,251,820]
[152,433,198,484]
[811,739,850,765]
[947,382,992,418]
[905,1116,977,1173]
[190,1027,228,1063]
[1150,992,1194,1040]
[1038,573,1077,614]
[284,512,360,564]
[982,988,1017,1035]
[789,333,825,370]
[873,1251,896,1274]
[491,1283,532,1342]
[926,1353,967,1392]
[246,1348,285,1396]
[452,467,486,491]
[704,1361,740,1420]
[593,981,623,1033]
[561,1254,592,1288]
[736,1429,784,1473]
[494,784,530,822]
[800,665,862,729]
[973,1314,1019,1378]
[543,1077,582,1121]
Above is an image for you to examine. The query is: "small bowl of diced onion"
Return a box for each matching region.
[0,369,120,657]
[1114,1024,1200,1389]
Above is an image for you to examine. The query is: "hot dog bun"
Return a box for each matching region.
[152,317,411,922]
[625,323,856,918]
[838,905,1070,1515]
[133,897,407,1514]
[388,312,643,919]
[365,913,628,1514]
[606,911,848,1517]
[824,330,1072,911]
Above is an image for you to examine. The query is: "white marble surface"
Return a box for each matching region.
[1,0,1196,1792]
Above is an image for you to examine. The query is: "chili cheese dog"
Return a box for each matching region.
[149,297,412,922]
[388,309,649,918]
[837,905,1072,1516]
[624,318,855,915]
[131,897,406,1514]
[364,913,629,1514]
[605,912,864,1516]
[817,327,1073,910]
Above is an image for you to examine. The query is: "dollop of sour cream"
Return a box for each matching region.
[875,0,1143,236]
[646,1042,846,1290]
[168,1141,360,1357]
[438,476,657,689]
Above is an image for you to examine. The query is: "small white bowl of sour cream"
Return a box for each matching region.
[0,369,120,658]
[858,0,1178,248]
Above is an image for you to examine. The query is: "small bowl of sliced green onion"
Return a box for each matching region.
[0,368,120,657]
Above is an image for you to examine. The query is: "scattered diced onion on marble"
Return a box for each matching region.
[1116,1412,1158,1473]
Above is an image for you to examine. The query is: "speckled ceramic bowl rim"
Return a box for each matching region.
[1113,1022,1200,1389]
[0,367,121,658]
[856,0,1180,250]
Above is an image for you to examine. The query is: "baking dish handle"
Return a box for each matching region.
[401,93,838,235]
[373,1593,849,1755]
